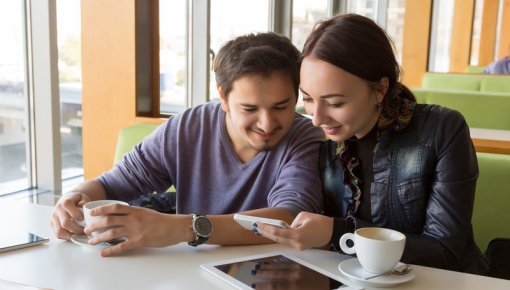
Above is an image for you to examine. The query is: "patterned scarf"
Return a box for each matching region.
[336,87,416,216]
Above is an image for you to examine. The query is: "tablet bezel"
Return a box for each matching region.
[0,232,49,253]
[201,251,354,290]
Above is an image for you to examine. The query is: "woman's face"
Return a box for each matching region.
[300,56,384,142]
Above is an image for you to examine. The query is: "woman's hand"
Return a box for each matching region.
[51,192,91,240]
[255,212,334,250]
[84,205,193,257]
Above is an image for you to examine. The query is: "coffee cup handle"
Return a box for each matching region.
[339,233,356,254]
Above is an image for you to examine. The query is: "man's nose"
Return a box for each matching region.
[257,111,277,133]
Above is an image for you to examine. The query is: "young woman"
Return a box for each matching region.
[255,14,489,275]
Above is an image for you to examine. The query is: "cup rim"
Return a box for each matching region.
[355,227,406,241]
[83,200,129,210]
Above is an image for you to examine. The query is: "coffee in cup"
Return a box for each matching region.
[82,200,129,237]
[339,227,405,274]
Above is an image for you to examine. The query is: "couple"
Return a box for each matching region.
[51,14,488,275]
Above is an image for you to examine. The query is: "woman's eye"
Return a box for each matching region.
[243,108,257,112]
[329,103,343,108]
[302,98,313,103]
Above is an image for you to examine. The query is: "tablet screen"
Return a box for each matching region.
[0,232,49,253]
[207,254,347,290]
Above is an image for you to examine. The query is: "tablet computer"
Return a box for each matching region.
[0,232,49,253]
[201,252,357,290]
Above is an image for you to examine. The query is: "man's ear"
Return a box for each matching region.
[217,85,228,112]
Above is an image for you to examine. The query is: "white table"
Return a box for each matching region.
[470,127,510,154]
[1,201,509,290]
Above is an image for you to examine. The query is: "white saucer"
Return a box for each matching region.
[70,235,110,250]
[338,258,415,288]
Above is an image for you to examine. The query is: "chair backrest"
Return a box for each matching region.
[472,153,510,250]
[113,123,159,164]
[426,91,510,130]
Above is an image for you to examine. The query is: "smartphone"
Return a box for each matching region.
[234,214,290,230]
[0,232,49,253]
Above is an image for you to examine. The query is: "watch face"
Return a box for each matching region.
[194,216,213,237]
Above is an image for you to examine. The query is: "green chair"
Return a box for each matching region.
[465,65,486,74]
[113,123,160,164]
[472,152,510,251]
[114,123,176,213]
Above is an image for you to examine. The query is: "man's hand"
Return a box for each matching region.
[51,192,91,240]
[84,205,194,257]
[255,212,333,250]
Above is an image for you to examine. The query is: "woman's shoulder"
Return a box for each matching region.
[413,103,467,128]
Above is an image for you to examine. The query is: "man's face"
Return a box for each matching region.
[220,71,296,163]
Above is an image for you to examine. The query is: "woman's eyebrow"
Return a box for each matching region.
[299,87,345,99]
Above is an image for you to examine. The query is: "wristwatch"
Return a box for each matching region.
[188,214,213,247]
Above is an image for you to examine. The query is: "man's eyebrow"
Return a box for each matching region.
[299,87,346,99]
[240,97,291,107]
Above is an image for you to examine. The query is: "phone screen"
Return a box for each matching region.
[0,232,49,253]
[214,255,346,289]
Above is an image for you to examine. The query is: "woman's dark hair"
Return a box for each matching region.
[214,32,301,100]
[302,14,415,105]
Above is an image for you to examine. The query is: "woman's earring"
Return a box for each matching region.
[376,102,382,108]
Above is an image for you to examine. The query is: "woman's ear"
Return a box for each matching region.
[378,77,389,103]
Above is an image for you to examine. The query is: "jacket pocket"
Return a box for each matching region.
[396,179,427,230]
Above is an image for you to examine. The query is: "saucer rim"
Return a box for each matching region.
[70,234,110,249]
[338,258,415,287]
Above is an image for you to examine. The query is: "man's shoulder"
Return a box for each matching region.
[289,113,324,138]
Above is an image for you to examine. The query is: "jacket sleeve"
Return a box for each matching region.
[400,107,480,272]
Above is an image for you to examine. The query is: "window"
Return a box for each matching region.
[386,0,406,64]
[159,0,187,114]
[346,0,378,21]
[209,0,270,102]
[0,0,30,195]
[429,0,455,72]
[57,0,83,179]
[470,0,484,65]
[291,0,329,50]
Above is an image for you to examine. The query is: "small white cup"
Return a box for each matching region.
[339,227,406,274]
[82,200,129,237]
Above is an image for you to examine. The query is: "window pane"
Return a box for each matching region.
[346,0,379,21]
[470,0,484,65]
[57,0,83,179]
[386,0,406,64]
[429,0,455,72]
[159,0,187,114]
[292,0,328,115]
[0,0,30,194]
[291,0,328,50]
[210,0,270,102]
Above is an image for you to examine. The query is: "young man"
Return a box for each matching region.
[51,33,324,256]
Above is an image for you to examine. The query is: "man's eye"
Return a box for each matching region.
[274,106,287,111]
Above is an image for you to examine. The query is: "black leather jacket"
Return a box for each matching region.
[321,104,489,275]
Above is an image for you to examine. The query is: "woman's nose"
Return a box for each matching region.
[311,106,326,127]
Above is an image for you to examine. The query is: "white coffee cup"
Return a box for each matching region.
[339,227,406,274]
[82,200,129,237]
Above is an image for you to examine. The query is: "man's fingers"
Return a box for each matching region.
[100,239,135,257]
